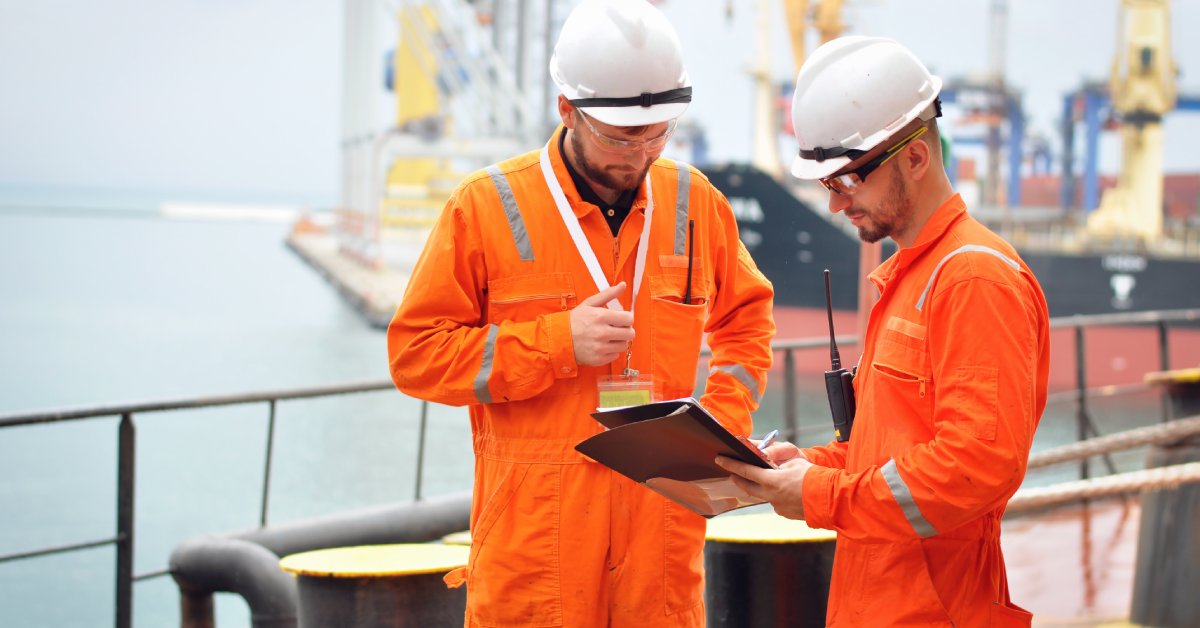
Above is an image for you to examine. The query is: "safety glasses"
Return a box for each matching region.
[819,126,929,196]
[577,112,678,154]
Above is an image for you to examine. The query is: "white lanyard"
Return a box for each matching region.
[539,143,653,314]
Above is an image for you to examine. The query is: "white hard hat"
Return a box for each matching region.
[550,0,691,127]
[790,36,943,180]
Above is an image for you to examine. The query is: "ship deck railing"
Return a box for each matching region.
[1,307,1199,628]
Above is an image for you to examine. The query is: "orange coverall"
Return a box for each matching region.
[801,194,1049,627]
[387,127,774,627]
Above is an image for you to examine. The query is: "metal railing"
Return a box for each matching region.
[1047,308,1200,480]
[0,307,1197,627]
[0,381,395,628]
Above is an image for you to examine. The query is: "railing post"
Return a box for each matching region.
[260,399,278,528]
[415,401,429,501]
[1074,325,1090,481]
[784,349,798,442]
[1158,320,1171,423]
[116,412,135,628]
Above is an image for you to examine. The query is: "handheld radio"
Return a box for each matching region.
[823,270,856,442]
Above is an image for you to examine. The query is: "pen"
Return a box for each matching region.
[683,219,694,304]
[757,429,779,451]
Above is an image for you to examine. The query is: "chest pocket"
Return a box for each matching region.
[869,315,934,433]
[648,269,710,399]
[486,272,577,325]
[487,272,579,398]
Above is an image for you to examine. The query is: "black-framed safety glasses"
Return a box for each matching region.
[819,126,929,196]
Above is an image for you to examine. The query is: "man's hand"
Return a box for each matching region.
[570,282,635,366]
[760,441,807,467]
[715,451,814,520]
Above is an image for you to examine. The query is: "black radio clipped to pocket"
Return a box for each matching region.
[823,270,856,442]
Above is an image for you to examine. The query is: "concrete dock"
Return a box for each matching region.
[286,226,412,329]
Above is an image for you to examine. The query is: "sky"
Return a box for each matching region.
[660,0,1200,177]
[1,0,1198,210]
[0,0,342,208]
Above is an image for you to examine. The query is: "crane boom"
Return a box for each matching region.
[783,0,843,72]
[1087,0,1178,243]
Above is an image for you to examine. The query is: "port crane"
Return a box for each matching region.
[338,0,1191,271]
[1086,0,1177,243]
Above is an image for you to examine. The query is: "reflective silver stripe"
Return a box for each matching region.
[474,324,500,404]
[485,165,534,261]
[710,363,762,402]
[881,458,938,538]
[674,163,692,255]
[915,245,1020,311]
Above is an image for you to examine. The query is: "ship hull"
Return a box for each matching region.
[704,163,1200,317]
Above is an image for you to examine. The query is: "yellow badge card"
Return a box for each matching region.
[597,373,657,410]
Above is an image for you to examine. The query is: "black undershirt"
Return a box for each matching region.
[559,131,636,237]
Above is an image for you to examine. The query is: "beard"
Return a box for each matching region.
[853,167,912,243]
[570,130,651,196]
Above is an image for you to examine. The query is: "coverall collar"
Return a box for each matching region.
[869,193,968,291]
[549,125,650,220]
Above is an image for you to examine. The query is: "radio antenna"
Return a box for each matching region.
[822,269,856,443]
[824,269,842,370]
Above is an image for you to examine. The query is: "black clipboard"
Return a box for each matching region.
[575,398,775,517]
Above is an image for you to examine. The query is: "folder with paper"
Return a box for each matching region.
[575,398,776,517]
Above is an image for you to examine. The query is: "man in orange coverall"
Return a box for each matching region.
[386,0,775,625]
[717,36,1050,627]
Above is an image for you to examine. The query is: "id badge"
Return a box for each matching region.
[597,373,658,410]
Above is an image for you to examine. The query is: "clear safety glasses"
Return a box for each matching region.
[818,126,929,196]
[578,112,678,154]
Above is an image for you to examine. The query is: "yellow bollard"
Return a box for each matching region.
[280,544,468,628]
[705,511,836,628]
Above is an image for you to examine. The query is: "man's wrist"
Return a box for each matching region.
[800,464,834,529]
[545,310,578,378]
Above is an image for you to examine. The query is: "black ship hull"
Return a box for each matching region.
[703,163,1200,317]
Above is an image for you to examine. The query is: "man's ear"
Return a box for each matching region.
[558,96,575,128]
[904,133,934,181]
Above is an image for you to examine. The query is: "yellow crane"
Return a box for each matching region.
[748,0,844,176]
[385,4,453,230]
[1087,0,1177,243]
[783,0,845,71]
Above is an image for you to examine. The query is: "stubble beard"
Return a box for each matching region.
[855,169,912,244]
[570,130,650,197]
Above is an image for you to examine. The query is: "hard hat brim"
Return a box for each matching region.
[581,102,688,128]
[790,153,851,180]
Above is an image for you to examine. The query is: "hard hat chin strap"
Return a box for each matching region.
[800,145,866,163]
[570,86,692,109]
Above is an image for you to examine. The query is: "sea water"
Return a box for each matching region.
[0,206,474,626]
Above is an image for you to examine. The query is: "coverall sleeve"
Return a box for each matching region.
[698,200,775,437]
[802,273,1042,541]
[800,440,849,469]
[387,194,577,407]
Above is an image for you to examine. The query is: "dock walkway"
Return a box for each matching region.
[287,230,409,328]
[1004,498,1141,626]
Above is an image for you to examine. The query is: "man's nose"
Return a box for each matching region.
[827,190,851,214]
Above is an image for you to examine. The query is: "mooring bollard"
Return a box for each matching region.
[1146,366,1200,419]
[279,544,468,628]
[440,530,472,547]
[1132,368,1200,628]
[704,511,836,628]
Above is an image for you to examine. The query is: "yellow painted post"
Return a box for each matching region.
[280,544,468,628]
[705,512,836,627]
